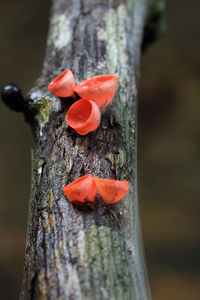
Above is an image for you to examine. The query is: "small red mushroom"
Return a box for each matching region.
[94,178,129,204]
[48,69,75,98]
[63,174,96,204]
[66,98,101,135]
[74,74,118,110]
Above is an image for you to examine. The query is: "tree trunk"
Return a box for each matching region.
[20,0,162,299]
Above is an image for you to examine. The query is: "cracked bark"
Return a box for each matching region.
[19,0,163,299]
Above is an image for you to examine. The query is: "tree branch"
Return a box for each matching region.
[19,0,163,299]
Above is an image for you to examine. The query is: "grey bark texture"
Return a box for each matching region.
[20,0,163,299]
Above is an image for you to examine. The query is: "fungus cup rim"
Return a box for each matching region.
[63,174,96,203]
[94,178,129,204]
[75,74,117,92]
[66,98,101,135]
[48,69,75,97]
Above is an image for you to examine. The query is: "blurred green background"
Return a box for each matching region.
[0,0,200,299]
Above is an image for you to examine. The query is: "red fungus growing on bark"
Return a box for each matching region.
[74,75,118,109]
[48,69,75,98]
[66,98,101,135]
[94,178,129,204]
[63,174,96,204]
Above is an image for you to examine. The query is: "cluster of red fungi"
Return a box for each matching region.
[63,175,129,205]
[48,69,129,206]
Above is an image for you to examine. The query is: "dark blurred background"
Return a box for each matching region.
[0,0,200,299]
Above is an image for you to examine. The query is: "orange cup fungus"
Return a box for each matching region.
[48,69,75,98]
[74,74,118,110]
[63,175,129,206]
[94,178,129,204]
[48,70,118,136]
[63,174,96,204]
[66,98,101,135]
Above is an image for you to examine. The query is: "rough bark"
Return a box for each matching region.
[20,0,162,299]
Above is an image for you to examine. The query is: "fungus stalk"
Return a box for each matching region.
[20,0,164,299]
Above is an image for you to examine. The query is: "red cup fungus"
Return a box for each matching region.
[94,178,129,204]
[74,74,118,109]
[66,98,101,135]
[48,69,75,98]
[63,174,96,204]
